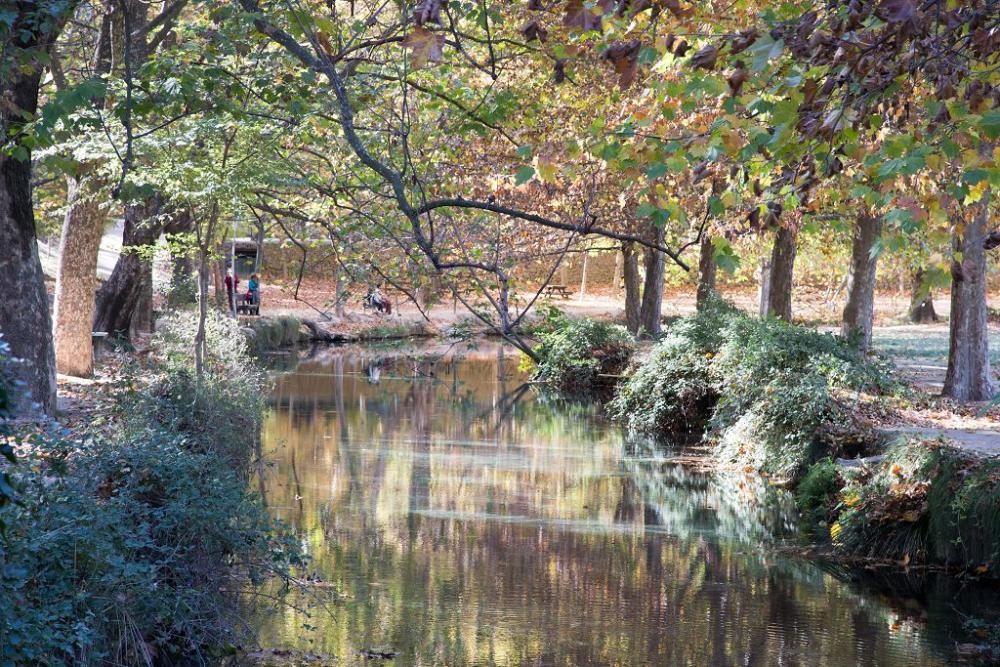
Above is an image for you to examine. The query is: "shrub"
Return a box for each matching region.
[796,458,841,516]
[610,297,898,480]
[608,298,739,438]
[0,311,301,663]
[533,318,634,391]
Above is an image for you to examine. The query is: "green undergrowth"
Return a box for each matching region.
[532,314,635,392]
[0,311,302,664]
[811,438,1000,573]
[609,297,901,480]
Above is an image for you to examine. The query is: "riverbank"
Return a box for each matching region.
[528,300,1000,580]
[0,312,301,663]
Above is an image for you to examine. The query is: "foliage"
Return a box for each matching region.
[796,458,841,517]
[606,300,730,436]
[533,318,634,391]
[833,439,1000,572]
[610,297,899,479]
[0,316,301,664]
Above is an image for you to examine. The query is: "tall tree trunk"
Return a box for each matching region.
[52,177,105,377]
[766,226,797,321]
[943,202,994,401]
[758,256,771,317]
[93,196,163,337]
[578,251,589,300]
[622,242,642,335]
[0,35,67,414]
[640,227,666,338]
[612,250,623,297]
[696,235,716,310]
[335,265,347,318]
[841,213,882,352]
[0,136,57,414]
[908,269,938,323]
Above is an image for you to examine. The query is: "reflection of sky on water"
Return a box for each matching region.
[254,341,966,666]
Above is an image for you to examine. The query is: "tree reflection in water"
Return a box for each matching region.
[254,342,966,666]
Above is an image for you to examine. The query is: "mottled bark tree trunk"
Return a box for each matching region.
[841,213,882,352]
[612,249,623,297]
[93,197,163,337]
[640,227,666,338]
[908,269,938,323]
[622,242,642,335]
[335,265,347,318]
[943,202,994,401]
[765,226,797,321]
[696,235,716,311]
[52,177,105,376]
[758,256,771,317]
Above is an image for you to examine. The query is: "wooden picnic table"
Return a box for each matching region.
[543,284,572,299]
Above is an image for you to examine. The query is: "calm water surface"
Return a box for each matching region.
[256,342,988,666]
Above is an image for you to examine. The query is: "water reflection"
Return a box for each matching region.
[256,342,959,666]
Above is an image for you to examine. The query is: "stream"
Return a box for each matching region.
[254,341,994,666]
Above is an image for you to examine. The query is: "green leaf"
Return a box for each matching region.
[749,34,784,73]
[645,162,668,179]
[980,110,1000,140]
[515,166,535,185]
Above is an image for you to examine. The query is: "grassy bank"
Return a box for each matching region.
[607,298,899,481]
[801,437,1000,574]
[0,312,301,664]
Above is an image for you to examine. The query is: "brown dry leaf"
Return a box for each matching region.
[412,0,443,25]
[878,0,916,24]
[521,19,548,42]
[604,39,641,88]
[727,60,748,96]
[564,0,613,31]
[403,26,445,69]
[690,44,718,70]
[900,510,921,522]
[890,463,904,477]
[974,564,989,575]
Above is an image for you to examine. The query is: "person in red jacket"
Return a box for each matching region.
[224,269,239,312]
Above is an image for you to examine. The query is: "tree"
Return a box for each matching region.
[764,226,797,321]
[841,213,882,352]
[1,1,79,413]
[943,194,995,401]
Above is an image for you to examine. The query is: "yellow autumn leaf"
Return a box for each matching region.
[964,180,988,205]
[830,522,843,542]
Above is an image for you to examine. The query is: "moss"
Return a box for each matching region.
[796,458,841,515]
